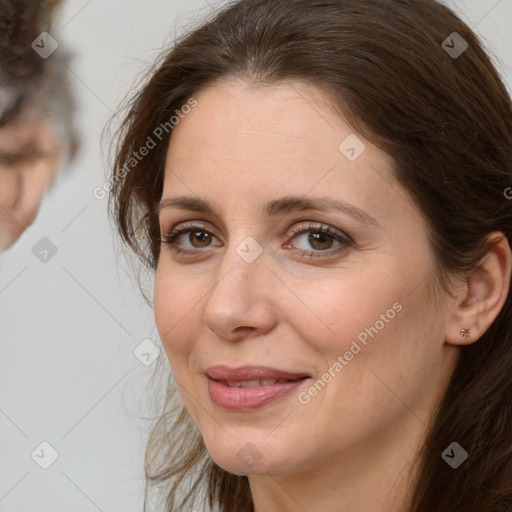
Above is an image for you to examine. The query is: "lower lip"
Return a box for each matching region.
[207,377,309,411]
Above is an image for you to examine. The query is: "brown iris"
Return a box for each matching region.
[307,232,334,251]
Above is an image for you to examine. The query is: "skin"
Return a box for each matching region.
[0,105,62,250]
[154,78,511,512]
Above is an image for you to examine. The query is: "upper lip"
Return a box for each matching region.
[205,365,310,381]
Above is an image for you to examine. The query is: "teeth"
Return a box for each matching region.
[240,379,261,388]
[225,379,281,388]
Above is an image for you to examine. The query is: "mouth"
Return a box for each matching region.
[205,364,311,381]
[205,365,311,411]
[217,377,307,388]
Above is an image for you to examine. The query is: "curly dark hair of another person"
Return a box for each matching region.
[0,0,78,159]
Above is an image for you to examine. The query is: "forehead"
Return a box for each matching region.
[162,79,411,227]
[167,80,346,162]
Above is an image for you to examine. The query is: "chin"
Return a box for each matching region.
[202,430,299,476]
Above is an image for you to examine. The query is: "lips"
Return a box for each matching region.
[205,365,311,411]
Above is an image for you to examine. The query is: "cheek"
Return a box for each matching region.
[285,265,432,410]
[284,266,403,357]
[0,216,22,250]
[0,169,21,209]
[153,264,202,362]
[296,268,442,424]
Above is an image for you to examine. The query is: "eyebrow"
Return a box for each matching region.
[158,195,379,226]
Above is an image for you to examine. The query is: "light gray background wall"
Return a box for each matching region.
[0,1,510,511]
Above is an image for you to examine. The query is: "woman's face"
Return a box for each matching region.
[0,106,62,250]
[154,79,459,477]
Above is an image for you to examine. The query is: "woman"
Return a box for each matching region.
[108,0,512,510]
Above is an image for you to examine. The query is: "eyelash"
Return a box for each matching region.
[160,222,354,259]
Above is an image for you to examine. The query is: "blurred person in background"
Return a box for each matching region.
[0,0,77,251]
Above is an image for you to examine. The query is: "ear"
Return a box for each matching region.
[445,231,512,346]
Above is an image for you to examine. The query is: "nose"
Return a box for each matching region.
[202,242,278,342]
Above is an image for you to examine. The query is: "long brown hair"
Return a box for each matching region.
[108,1,512,510]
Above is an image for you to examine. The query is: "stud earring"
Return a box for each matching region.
[460,328,471,342]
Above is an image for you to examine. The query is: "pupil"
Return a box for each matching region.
[309,232,331,249]
[192,231,209,246]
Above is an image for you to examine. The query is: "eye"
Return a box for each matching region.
[160,222,221,255]
[284,222,353,258]
[0,151,47,167]
[0,153,21,167]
